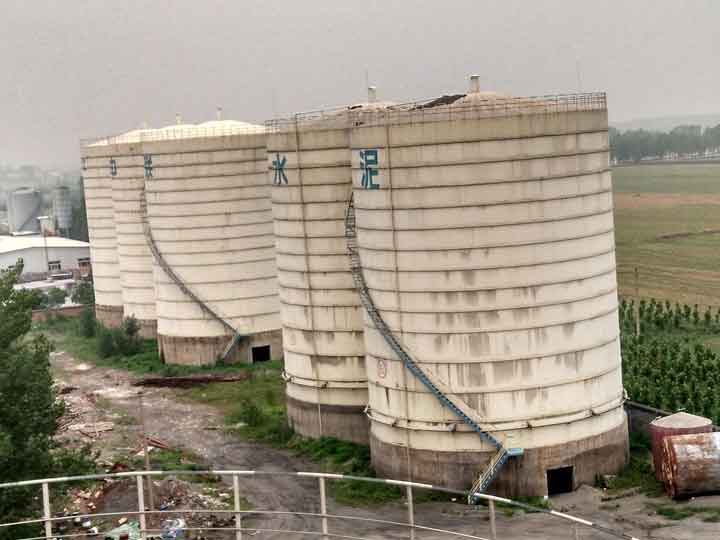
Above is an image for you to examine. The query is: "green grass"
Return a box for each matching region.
[603,433,664,497]
[185,373,451,506]
[613,164,720,308]
[649,503,720,523]
[613,164,720,194]
[36,315,267,377]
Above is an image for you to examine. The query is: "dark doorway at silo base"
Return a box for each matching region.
[369,416,629,497]
[158,329,283,366]
[547,466,574,495]
[252,345,271,363]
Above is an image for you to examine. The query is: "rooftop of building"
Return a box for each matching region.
[0,235,89,254]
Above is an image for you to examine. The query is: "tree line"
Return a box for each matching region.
[610,124,720,162]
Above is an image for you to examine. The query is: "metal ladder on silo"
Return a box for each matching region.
[139,188,244,362]
[344,194,522,502]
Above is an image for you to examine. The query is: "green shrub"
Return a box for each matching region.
[71,281,95,305]
[46,287,67,308]
[79,307,96,338]
[97,328,116,358]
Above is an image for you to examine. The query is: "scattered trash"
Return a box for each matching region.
[160,518,186,540]
[104,521,141,540]
[133,373,251,388]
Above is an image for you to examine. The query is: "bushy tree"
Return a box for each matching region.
[71,281,95,305]
[45,287,68,308]
[0,263,65,537]
[79,307,96,338]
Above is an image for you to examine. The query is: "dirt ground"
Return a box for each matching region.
[51,351,718,540]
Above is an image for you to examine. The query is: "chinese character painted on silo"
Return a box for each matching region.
[360,149,379,189]
[109,159,117,177]
[144,154,153,179]
[81,157,87,171]
[272,153,288,185]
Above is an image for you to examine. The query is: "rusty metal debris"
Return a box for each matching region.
[132,372,251,388]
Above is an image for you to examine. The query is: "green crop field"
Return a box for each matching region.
[612,164,720,307]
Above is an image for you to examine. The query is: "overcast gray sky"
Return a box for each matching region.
[1,0,718,169]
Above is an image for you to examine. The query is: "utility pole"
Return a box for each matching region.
[634,267,641,337]
[37,216,50,278]
[138,391,154,511]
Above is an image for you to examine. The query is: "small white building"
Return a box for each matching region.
[0,235,90,276]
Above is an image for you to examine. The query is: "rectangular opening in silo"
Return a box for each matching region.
[546,466,574,495]
[251,345,271,363]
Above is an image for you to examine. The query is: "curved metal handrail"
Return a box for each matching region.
[0,469,641,540]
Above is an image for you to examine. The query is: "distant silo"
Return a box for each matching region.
[143,119,283,365]
[348,79,627,496]
[53,185,73,234]
[108,129,159,338]
[268,90,391,444]
[81,140,124,327]
[7,187,42,234]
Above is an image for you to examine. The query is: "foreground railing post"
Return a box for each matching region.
[233,474,242,540]
[319,477,328,540]
[136,474,147,540]
[41,482,52,540]
[406,485,415,540]
[488,500,497,540]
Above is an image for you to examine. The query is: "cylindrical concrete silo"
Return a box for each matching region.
[143,119,282,365]
[349,79,627,496]
[109,128,159,338]
[8,187,42,233]
[53,185,73,234]
[268,90,390,444]
[81,140,124,327]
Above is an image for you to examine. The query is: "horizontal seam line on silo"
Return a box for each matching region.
[352,228,615,253]
[149,223,273,232]
[346,148,609,170]
[153,257,276,267]
[148,210,271,219]
[145,195,269,205]
[357,248,615,273]
[162,312,280,321]
[156,276,279,285]
[351,129,609,150]
[149,171,267,181]
[364,307,619,335]
[132,233,274,244]
[151,247,275,255]
[157,293,277,302]
[274,168,612,195]
[147,157,264,167]
[367,335,619,363]
[366,396,623,426]
[282,324,364,334]
[280,300,360,308]
[353,188,613,212]
[120,146,266,158]
[294,287,617,313]
[367,364,621,395]
[361,267,617,293]
[355,208,614,232]
[149,220,273,228]
[147,185,267,195]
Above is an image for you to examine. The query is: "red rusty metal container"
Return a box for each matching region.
[662,432,720,499]
[649,412,712,480]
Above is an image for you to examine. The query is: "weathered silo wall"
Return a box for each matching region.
[108,130,158,338]
[143,120,282,365]
[268,94,390,444]
[53,185,73,233]
[350,86,628,496]
[80,142,124,327]
[7,188,42,234]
